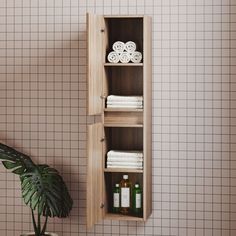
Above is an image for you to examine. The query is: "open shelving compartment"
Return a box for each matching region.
[104,127,143,171]
[104,172,143,220]
[103,127,144,220]
[104,66,143,126]
[87,13,152,228]
[104,16,144,61]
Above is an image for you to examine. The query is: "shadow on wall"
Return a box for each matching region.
[0,30,87,230]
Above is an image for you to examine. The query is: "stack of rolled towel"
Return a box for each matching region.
[106,150,143,170]
[107,41,142,63]
[106,95,143,109]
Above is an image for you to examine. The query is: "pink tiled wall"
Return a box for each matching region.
[0,0,235,235]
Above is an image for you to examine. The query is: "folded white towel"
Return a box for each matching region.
[119,52,131,63]
[125,41,137,53]
[108,153,143,158]
[112,41,125,53]
[107,165,143,169]
[107,161,143,166]
[107,150,143,157]
[107,101,143,105]
[107,51,120,63]
[107,156,143,160]
[130,51,142,63]
[107,95,143,102]
[107,157,143,162]
[107,104,143,108]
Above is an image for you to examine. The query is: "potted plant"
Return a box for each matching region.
[0,143,73,236]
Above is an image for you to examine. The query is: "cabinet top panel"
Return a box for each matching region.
[104,15,145,18]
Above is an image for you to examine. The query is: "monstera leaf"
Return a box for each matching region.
[0,143,34,174]
[0,143,73,235]
[21,165,73,218]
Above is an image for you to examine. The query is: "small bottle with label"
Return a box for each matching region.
[120,174,132,214]
[132,183,142,216]
[113,183,120,213]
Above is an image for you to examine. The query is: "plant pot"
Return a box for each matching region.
[21,233,58,236]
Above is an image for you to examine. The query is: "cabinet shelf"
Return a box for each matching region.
[104,63,143,67]
[105,213,144,221]
[104,15,144,18]
[104,123,143,128]
[104,108,143,112]
[104,168,143,173]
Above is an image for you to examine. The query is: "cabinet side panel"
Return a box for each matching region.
[87,13,105,115]
[143,16,152,220]
[87,123,104,228]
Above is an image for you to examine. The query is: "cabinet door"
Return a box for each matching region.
[87,13,106,115]
[87,123,104,228]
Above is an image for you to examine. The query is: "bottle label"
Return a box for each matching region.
[121,187,130,207]
[113,193,120,208]
[136,193,141,208]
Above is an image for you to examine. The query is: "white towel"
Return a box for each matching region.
[106,99,143,108]
[107,95,143,102]
[125,41,137,53]
[130,51,142,63]
[107,101,143,106]
[107,154,143,159]
[107,155,143,160]
[107,104,143,108]
[107,158,143,163]
[107,161,143,166]
[119,52,131,63]
[107,165,143,169]
[107,150,143,157]
[107,51,120,63]
[112,41,125,53]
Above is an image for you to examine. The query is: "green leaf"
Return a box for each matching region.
[37,196,45,215]
[2,161,20,170]
[20,165,73,218]
[24,187,36,205]
[30,191,41,210]
[0,143,73,220]
[0,143,35,175]
[12,167,25,175]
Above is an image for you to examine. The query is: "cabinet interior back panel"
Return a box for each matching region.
[106,67,143,95]
[105,18,143,55]
[105,127,143,151]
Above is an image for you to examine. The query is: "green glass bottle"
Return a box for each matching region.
[113,183,120,213]
[132,183,142,216]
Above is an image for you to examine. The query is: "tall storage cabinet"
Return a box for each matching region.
[87,13,152,228]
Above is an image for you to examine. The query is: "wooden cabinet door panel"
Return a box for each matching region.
[87,123,104,228]
[87,13,106,115]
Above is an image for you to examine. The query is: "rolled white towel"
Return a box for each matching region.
[130,51,142,63]
[125,41,137,53]
[107,95,143,102]
[107,51,120,63]
[112,41,125,53]
[119,52,131,63]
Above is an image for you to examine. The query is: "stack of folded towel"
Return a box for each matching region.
[106,95,143,109]
[106,150,143,170]
[107,41,142,63]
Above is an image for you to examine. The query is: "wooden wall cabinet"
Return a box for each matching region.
[87,13,152,228]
